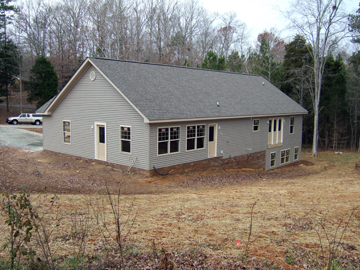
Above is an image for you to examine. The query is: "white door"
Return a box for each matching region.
[95,123,106,161]
[268,118,283,145]
[208,124,217,158]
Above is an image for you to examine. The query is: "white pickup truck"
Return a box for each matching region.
[6,113,43,125]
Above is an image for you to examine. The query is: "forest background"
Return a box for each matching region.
[1,0,360,153]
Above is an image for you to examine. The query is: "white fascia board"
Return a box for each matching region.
[147,112,307,124]
[88,59,150,124]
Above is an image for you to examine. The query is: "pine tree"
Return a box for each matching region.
[227,51,244,73]
[27,56,58,108]
[349,4,360,43]
[201,50,227,71]
[0,0,16,42]
[0,0,18,111]
[319,54,348,150]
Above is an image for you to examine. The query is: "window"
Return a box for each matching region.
[270,152,276,167]
[290,117,295,134]
[158,127,180,155]
[187,125,205,151]
[253,119,260,132]
[281,149,290,164]
[99,126,105,143]
[63,121,71,144]
[294,147,299,160]
[268,118,283,145]
[120,126,131,153]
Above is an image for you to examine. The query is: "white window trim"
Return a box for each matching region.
[270,151,276,168]
[186,124,206,152]
[157,126,181,156]
[289,116,295,134]
[120,125,131,154]
[280,148,290,164]
[63,120,71,145]
[294,146,299,160]
[253,119,260,132]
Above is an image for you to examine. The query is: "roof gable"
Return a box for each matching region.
[42,58,149,122]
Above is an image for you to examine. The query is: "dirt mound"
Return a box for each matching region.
[0,146,321,195]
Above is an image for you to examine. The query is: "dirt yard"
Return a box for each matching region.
[0,138,360,268]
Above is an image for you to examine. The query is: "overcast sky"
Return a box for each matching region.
[200,0,359,43]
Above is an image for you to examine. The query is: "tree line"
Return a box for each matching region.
[1,0,360,154]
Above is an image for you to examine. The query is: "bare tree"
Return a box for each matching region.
[15,0,52,57]
[282,0,348,156]
[170,0,205,65]
[215,12,248,59]
[196,10,217,59]
[128,0,147,61]
[87,0,109,57]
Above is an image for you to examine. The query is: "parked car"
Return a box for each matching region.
[6,113,43,125]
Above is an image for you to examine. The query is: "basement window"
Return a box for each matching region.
[158,127,180,155]
[187,125,205,151]
[270,152,276,167]
[120,126,131,153]
[281,149,290,164]
[294,147,299,160]
[63,120,71,144]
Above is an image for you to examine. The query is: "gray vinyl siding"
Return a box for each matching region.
[43,66,149,170]
[265,115,303,170]
[149,118,269,169]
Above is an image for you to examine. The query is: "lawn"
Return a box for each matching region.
[0,148,359,269]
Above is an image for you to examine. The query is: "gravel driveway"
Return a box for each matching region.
[0,126,43,152]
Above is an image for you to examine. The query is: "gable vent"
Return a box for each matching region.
[90,71,96,81]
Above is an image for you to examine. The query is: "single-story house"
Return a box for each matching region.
[37,57,307,173]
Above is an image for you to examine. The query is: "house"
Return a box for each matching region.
[37,57,307,173]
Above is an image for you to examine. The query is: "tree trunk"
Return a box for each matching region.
[312,105,319,156]
[6,83,10,112]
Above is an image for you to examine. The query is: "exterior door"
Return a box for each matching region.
[208,124,217,158]
[95,123,106,161]
[268,118,283,145]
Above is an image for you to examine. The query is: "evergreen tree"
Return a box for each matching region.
[227,51,244,73]
[281,35,312,105]
[28,56,58,108]
[254,31,285,87]
[0,0,18,111]
[349,4,360,43]
[0,39,18,111]
[346,51,360,150]
[0,0,16,42]
[319,54,348,150]
[201,50,227,71]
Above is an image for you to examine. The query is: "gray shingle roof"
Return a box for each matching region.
[36,96,57,113]
[90,57,307,121]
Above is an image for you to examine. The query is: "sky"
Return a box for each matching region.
[200,0,359,44]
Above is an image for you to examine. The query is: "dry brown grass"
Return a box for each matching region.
[0,149,360,268]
